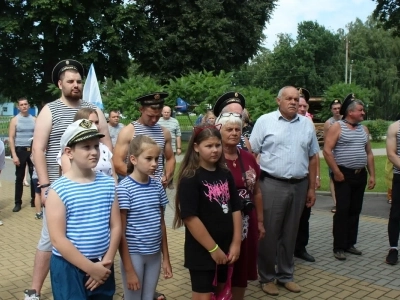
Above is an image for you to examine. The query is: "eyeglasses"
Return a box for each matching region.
[220,112,242,118]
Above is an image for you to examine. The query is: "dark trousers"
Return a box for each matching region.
[295,205,311,252]
[333,167,367,251]
[388,174,400,247]
[14,147,34,204]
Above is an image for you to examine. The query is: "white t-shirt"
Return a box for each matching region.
[57,142,113,176]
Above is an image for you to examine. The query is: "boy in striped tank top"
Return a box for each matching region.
[45,119,121,299]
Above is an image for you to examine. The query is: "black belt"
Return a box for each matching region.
[15,146,31,151]
[338,165,365,174]
[261,171,307,184]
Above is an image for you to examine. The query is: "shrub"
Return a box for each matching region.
[366,119,389,141]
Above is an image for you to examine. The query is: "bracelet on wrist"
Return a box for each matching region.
[40,183,50,189]
[208,244,219,253]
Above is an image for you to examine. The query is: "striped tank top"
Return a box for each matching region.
[15,114,35,147]
[333,121,368,169]
[51,172,115,259]
[394,122,400,175]
[46,100,96,183]
[132,121,165,180]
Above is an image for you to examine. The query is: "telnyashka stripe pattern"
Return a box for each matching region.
[394,122,400,175]
[132,121,165,180]
[117,176,168,255]
[46,100,96,183]
[333,121,368,169]
[50,172,115,259]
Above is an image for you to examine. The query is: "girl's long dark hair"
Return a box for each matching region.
[172,124,227,229]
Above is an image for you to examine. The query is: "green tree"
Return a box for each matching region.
[130,0,277,81]
[316,82,372,121]
[346,17,400,119]
[373,0,400,35]
[236,22,343,95]
[0,0,139,105]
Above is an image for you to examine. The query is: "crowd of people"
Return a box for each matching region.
[0,58,398,300]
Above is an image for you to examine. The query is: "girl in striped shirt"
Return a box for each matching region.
[117,135,172,300]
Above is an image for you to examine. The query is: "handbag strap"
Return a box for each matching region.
[237,149,248,190]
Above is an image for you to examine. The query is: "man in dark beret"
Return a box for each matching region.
[323,94,375,261]
[323,99,342,214]
[24,59,112,299]
[113,92,175,188]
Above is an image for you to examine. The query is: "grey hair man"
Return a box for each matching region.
[323,94,375,261]
[250,86,319,296]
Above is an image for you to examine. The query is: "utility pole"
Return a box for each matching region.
[349,60,353,84]
[345,36,349,84]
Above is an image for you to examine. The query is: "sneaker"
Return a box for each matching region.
[35,212,43,220]
[24,289,40,300]
[386,249,398,265]
[0,220,3,226]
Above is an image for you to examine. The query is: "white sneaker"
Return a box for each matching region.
[24,289,40,300]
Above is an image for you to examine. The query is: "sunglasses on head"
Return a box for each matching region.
[220,112,242,118]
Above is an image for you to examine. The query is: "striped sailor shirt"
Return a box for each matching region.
[117,176,168,255]
[51,172,115,259]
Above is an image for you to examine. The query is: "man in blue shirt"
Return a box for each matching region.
[250,86,319,296]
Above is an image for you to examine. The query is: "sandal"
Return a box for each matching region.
[154,292,166,300]
[331,206,336,213]
[388,199,392,204]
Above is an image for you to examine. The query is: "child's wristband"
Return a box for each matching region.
[209,244,219,253]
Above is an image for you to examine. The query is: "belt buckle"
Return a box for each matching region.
[27,147,31,151]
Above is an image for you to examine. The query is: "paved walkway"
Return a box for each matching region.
[2,156,400,299]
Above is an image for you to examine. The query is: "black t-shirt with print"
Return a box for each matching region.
[179,166,242,270]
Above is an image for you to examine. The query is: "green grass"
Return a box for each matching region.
[173,156,387,193]
[370,141,386,149]
[319,156,386,192]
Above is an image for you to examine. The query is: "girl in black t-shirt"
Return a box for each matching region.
[173,124,242,299]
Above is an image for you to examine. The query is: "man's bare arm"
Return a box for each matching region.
[112,124,134,176]
[323,122,341,173]
[8,117,18,162]
[33,106,52,183]
[387,121,400,170]
[162,127,176,183]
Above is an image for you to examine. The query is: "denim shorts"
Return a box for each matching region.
[50,254,115,299]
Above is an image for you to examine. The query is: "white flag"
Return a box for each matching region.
[83,64,103,110]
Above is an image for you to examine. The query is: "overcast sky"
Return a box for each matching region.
[263,0,377,50]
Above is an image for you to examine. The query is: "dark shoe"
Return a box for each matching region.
[154,291,166,299]
[13,204,21,212]
[345,246,362,255]
[331,206,336,213]
[386,249,398,265]
[261,282,279,296]
[294,250,315,262]
[334,250,346,260]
